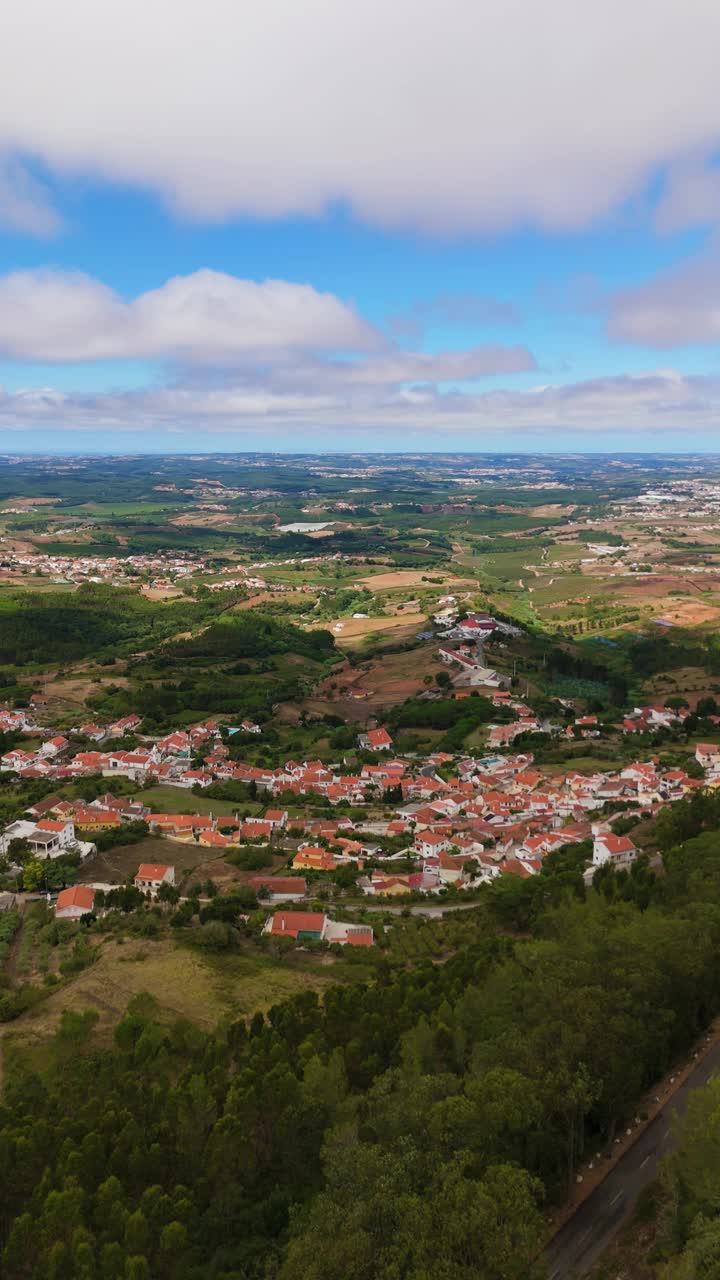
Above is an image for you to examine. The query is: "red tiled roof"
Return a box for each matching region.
[250,877,306,894]
[598,834,636,855]
[268,911,326,937]
[56,885,95,911]
[136,863,171,881]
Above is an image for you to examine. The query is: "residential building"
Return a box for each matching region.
[55,885,96,920]
[134,863,175,894]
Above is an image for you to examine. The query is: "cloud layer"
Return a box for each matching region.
[1,371,718,439]
[0,267,542,433]
[3,0,720,235]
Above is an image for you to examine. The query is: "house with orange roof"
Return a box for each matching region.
[134,863,175,895]
[239,819,274,841]
[197,829,235,849]
[292,846,337,873]
[263,911,373,946]
[39,736,69,758]
[696,743,720,771]
[249,877,307,902]
[358,727,393,751]
[264,809,288,828]
[414,829,452,859]
[147,814,214,839]
[592,832,638,868]
[264,911,327,940]
[109,714,142,736]
[436,849,466,884]
[55,885,96,920]
[72,806,121,831]
[502,856,541,879]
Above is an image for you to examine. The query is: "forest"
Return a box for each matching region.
[3,799,720,1278]
[0,587,215,667]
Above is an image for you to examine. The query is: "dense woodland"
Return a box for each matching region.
[2,798,720,1278]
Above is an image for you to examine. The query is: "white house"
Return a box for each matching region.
[414,830,452,859]
[263,809,288,829]
[0,819,38,856]
[696,743,720,771]
[28,820,76,858]
[38,736,69,758]
[592,832,638,867]
[134,863,175,895]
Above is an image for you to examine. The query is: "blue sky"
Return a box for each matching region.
[2,0,720,452]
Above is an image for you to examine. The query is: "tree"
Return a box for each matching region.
[21,858,46,891]
[124,1209,150,1255]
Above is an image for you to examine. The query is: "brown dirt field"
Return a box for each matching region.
[617,573,720,600]
[528,504,577,517]
[141,586,184,600]
[305,642,439,718]
[644,668,720,706]
[358,570,474,591]
[170,511,232,527]
[41,673,130,705]
[77,837,290,892]
[319,612,427,640]
[7,496,58,506]
[2,539,38,555]
[232,591,308,610]
[615,582,720,625]
[660,600,720,626]
[76,836,220,886]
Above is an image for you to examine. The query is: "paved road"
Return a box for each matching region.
[545,1035,720,1278]
[363,899,481,917]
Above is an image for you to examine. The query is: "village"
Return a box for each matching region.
[0,607,715,952]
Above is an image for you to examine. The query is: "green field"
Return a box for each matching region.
[138,786,262,817]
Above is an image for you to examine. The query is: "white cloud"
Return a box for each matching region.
[0,268,535,390]
[0,269,381,362]
[1,370,717,436]
[2,0,720,234]
[607,259,720,346]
